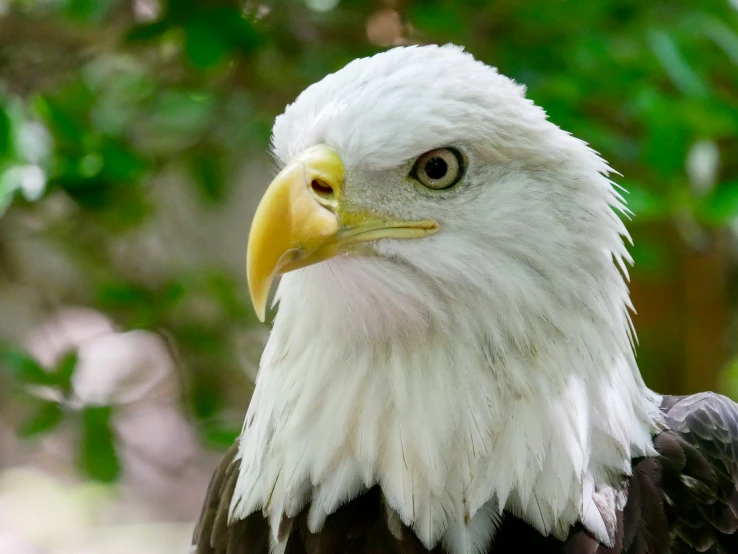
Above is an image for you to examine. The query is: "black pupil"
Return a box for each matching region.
[424,157,448,180]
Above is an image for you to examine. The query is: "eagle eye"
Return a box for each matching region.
[412,148,463,190]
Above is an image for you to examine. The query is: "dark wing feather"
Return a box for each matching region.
[192,441,270,554]
[659,392,738,553]
[553,393,738,554]
[289,487,440,554]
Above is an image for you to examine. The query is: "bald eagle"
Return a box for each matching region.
[192,45,738,554]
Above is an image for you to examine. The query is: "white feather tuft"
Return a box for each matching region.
[442,500,501,554]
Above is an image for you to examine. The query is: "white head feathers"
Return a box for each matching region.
[232,44,663,554]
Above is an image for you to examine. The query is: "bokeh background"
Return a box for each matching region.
[0,0,737,552]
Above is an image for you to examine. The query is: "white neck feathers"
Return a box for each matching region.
[230,255,662,553]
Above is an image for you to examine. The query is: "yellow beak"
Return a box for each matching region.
[247,144,439,321]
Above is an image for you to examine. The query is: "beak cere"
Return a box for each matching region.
[246,144,440,322]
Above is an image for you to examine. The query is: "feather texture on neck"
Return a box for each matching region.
[231,252,662,553]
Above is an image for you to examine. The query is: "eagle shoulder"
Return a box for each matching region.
[192,441,270,554]
[656,392,738,553]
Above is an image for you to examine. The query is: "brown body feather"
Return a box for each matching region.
[193,394,738,554]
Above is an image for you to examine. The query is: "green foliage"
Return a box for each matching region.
[80,406,120,483]
[0,347,56,386]
[55,351,78,397]
[1,346,77,391]
[20,400,64,438]
[697,180,738,224]
[0,96,51,215]
[200,422,242,450]
[0,344,122,482]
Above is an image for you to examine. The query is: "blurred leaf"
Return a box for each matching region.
[701,14,738,65]
[55,350,78,396]
[19,400,64,438]
[96,280,185,329]
[0,168,19,216]
[622,182,670,221]
[200,423,240,450]
[65,0,115,22]
[188,150,226,202]
[0,105,12,157]
[162,280,187,306]
[629,237,671,276]
[696,179,738,224]
[148,90,216,135]
[98,279,187,310]
[0,347,55,386]
[95,196,150,230]
[680,99,738,137]
[630,88,692,178]
[648,30,710,99]
[409,4,465,36]
[55,175,108,205]
[99,140,148,182]
[34,93,90,146]
[205,272,250,320]
[214,7,261,54]
[96,281,153,322]
[125,20,173,42]
[79,406,120,483]
[79,153,104,177]
[177,324,223,355]
[719,356,738,402]
[645,120,690,178]
[184,20,232,69]
[192,376,222,419]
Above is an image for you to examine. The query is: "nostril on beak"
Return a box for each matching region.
[310,179,335,201]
